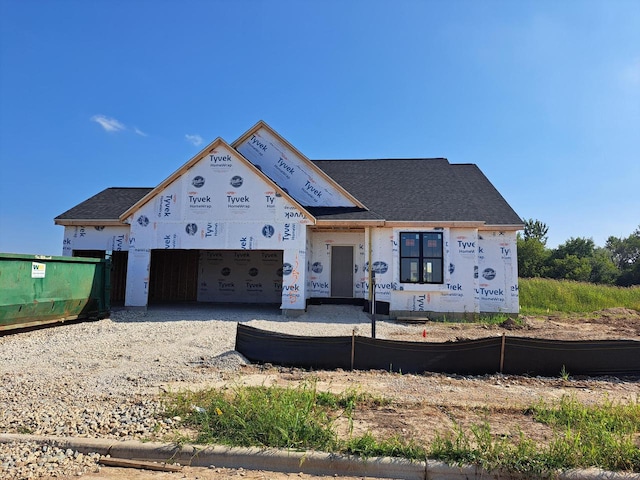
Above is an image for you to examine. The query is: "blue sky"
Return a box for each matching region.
[1,0,638,255]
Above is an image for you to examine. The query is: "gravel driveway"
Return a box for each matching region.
[3,305,638,479]
[0,304,390,479]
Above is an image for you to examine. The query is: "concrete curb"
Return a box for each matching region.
[1,434,638,480]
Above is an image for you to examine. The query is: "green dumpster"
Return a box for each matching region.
[0,253,111,331]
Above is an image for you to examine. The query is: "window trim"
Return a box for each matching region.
[399,231,444,284]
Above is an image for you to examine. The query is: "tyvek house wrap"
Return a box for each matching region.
[62,225,131,256]
[389,228,518,316]
[236,125,357,208]
[123,141,310,309]
[477,231,519,313]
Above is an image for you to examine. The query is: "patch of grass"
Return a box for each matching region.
[342,432,426,461]
[162,382,420,460]
[430,423,549,476]
[161,385,640,475]
[433,396,640,475]
[528,396,640,472]
[162,382,339,450]
[519,278,640,314]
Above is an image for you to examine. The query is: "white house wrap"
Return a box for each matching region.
[55,121,523,317]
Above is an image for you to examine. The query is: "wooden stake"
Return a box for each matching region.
[99,457,183,472]
[351,329,355,371]
[500,333,506,373]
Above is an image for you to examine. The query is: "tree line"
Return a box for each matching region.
[517,219,640,286]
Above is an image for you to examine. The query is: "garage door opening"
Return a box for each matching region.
[148,249,284,305]
[149,250,199,303]
[197,250,283,304]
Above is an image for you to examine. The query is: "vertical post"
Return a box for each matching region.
[371,272,376,338]
[500,333,506,373]
[351,329,355,371]
[367,227,373,312]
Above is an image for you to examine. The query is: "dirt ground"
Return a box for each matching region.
[52,309,640,480]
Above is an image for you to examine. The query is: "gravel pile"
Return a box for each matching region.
[0,304,387,479]
[0,441,101,479]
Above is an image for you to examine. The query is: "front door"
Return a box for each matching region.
[331,246,353,297]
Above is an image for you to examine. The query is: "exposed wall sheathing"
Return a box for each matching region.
[306,227,518,315]
[62,225,131,257]
[197,250,283,304]
[477,231,519,313]
[99,142,310,309]
[235,125,357,208]
[387,228,518,316]
[307,231,366,298]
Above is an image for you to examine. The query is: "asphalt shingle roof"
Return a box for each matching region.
[55,187,153,222]
[55,159,521,226]
[311,159,522,225]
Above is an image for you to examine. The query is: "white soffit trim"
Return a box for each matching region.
[383,221,486,228]
[53,219,126,227]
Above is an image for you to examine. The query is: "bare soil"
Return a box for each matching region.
[52,308,640,479]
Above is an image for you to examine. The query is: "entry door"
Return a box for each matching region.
[331,246,354,297]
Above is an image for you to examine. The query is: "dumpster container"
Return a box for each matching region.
[0,253,110,331]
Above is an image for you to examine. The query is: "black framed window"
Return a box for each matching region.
[399,232,443,284]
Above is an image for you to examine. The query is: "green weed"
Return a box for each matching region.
[161,384,640,475]
[529,396,640,472]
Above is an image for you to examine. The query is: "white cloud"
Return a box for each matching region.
[133,127,148,137]
[185,134,203,146]
[91,115,126,132]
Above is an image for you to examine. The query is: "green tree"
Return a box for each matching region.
[553,237,596,259]
[606,226,640,286]
[588,248,619,284]
[517,219,551,278]
[517,235,550,278]
[523,218,549,245]
[548,237,596,282]
[548,255,592,281]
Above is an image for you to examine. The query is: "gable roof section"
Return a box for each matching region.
[55,159,522,228]
[118,137,314,223]
[54,187,153,226]
[311,159,522,227]
[232,121,365,209]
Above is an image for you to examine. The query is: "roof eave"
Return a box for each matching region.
[54,219,126,227]
[383,220,487,228]
[479,224,524,231]
[314,219,385,228]
[313,219,521,229]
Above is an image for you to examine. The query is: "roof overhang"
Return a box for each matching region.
[54,219,126,227]
[382,220,487,228]
[314,219,385,228]
[479,224,524,231]
[312,220,523,230]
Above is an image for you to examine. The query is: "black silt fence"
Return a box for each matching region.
[353,336,502,375]
[235,324,640,377]
[502,337,640,377]
[235,324,352,370]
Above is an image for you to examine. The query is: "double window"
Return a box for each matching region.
[399,232,444,284]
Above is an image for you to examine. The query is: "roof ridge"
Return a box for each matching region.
[313,157,449,162]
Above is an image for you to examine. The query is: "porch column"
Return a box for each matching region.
[281,248,307,315]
